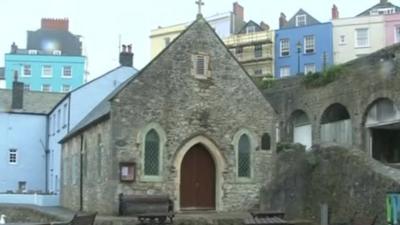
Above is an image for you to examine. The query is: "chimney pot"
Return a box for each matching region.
[11,42,18,53]
[332,4,339,20]
[233,2,244,21]
[119,44,134,67]
[41,18,69,31]
[279,13,287,29]
[11,71,24,110]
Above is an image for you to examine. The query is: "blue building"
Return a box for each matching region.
[0,82,64,193]
[275,9,333,78]
[0,48,137,203]
[4,18,85,92]
[46,48,137,194]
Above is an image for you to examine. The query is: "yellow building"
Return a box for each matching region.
[224,20,274,78]
[150,2,245,58]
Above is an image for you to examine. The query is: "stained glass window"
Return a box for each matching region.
[238,134,251,177]
[144,129,160,176]
[261,133,271,150]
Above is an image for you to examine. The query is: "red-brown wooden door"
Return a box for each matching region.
[180,144,215,210]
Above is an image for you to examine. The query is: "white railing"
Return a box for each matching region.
[0,193,60,206]
[224,31,272,46]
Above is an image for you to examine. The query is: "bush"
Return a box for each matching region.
[276,142,306,153]
[302,65,344,88]
[253,74,275,89]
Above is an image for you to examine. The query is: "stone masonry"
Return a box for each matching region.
[61,16,277,215]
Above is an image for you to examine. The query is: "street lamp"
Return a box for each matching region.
[296,41,302,75]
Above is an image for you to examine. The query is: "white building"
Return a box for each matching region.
[150,2,245,58]
[333,15,385,64]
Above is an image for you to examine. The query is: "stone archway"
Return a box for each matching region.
[320,103,352,145]
[173,136,225,212]
[290,110,312,149]
[364,98,400,163]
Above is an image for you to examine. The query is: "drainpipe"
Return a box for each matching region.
[79,134,84,211]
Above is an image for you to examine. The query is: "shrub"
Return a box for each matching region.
[302,65,344,88]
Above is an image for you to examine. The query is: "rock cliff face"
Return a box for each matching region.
[261,145,400,225]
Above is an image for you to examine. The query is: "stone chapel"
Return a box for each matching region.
[60,15,277,215]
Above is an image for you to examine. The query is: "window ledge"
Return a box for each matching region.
[236,177,253,183]
[61,76,72,79]
[354,45,370,49]
[141,176,163,182]
[41,76,53,78]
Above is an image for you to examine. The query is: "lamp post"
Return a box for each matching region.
[296,41,302,75]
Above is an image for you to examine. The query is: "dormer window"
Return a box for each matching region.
[246,26,256,34]
[296,15,307,27]
[192,53,210,79]
[370,7,395,15]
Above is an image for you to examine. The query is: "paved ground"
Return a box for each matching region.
[0,203,249,222]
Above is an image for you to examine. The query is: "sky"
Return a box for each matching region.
[0,0,396,80]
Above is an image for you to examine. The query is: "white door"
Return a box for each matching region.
[294,124,312,150]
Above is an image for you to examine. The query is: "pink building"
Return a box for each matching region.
[385,13,400,45]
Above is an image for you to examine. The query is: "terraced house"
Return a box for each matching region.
[4,18,85,92]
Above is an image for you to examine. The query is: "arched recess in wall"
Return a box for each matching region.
[290,110,312,150]
[364,98,400,163]
[320,103,352,145]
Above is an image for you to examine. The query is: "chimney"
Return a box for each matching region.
[10,42,18,53]
[279,13,287,29]
[260,22,270,31]
[119,44,134,67]
[233,2,244,21]
[381,0,388,4]
[41,18,69,31]
[332,4,339,20]
[11,71,24,110]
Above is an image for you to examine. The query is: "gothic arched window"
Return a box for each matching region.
[144,129,160,176]
[238,134,251,178]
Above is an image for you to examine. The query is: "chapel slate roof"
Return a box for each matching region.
[357,1,400,17]
[0,89,65,114]
[282,9,320,29]
[61,75,136,143]
[27,29,82,56]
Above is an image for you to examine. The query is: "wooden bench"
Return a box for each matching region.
[119,193,174,225]
[249,210,285,219]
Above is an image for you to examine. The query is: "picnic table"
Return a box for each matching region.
[136,212,175,225]
[244,217,291,225]
[249,210,285,219]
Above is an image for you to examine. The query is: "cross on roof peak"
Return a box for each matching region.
[195,0,205,16]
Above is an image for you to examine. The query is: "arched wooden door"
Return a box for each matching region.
[180,144,215,210]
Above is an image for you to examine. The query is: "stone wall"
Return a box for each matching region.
[61,120,117,215]
[264,44,400,150]
[261,145,400,225]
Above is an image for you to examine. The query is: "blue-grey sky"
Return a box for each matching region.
[0,0,395,79]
